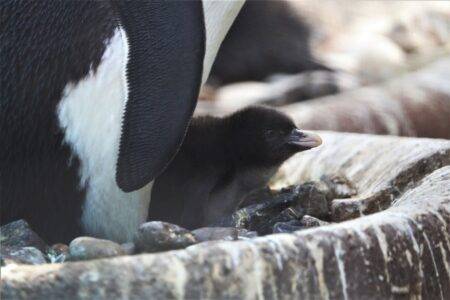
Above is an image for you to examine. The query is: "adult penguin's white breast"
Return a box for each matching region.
[201,1,245,84]
[58,28,151,243]
[56,0,245,243]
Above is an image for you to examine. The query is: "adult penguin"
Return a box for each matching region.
[0,1,245,243]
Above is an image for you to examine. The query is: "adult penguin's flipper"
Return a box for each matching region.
[112,0,205,192]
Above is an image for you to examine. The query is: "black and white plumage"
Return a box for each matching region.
[149,106,322,229]
[0,0,244,243]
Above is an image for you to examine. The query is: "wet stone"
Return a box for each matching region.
[293,181,330,218]
[216,180,338,234]
[134,222,198,253]
[215,186,302,229]
[1,247,47,265]
[0,220,48,253]
[68,237,125,261]
[258,207,305,235]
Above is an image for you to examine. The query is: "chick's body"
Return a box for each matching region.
[149,106,322,229]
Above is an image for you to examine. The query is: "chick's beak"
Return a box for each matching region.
[287,129,322,149]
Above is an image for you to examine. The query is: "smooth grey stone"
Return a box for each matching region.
[1,247,47,265]
[134,222,197,253]
[68,237,125,261]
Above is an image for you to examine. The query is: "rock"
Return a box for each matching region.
[2,133,450,299]
[134,222,197,253]
[47,243,69,263]
[0,220,48,253]
[217,181,333,234]
[259,207,305,235]
[215,186,301,230]
[1,247,47,265]
[67,237,125,261]
[272,220,305,234]
[299,215,330,228]
[120,243,136,255]
[192,227,256,242]
[293,181,330,218]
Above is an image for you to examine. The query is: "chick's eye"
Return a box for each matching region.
[265,129,282,138]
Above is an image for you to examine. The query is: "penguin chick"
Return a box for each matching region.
[149,106,322,229]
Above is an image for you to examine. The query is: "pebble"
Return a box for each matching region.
[0,176,351,266]
[294,182,330,218]
[134,222,198,253]
[216,186,301,230]
[1,247,47,265]
[0,220,48,253]
[259,207,305,235]
[216,182,332,233]
[68,237,125,261]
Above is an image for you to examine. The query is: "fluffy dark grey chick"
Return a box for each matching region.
[149,106,322,229]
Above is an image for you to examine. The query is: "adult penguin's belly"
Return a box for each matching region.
[58,29,153,243]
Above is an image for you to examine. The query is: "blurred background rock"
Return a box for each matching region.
[198,0,450,139]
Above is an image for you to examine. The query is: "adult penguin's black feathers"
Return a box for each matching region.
[113,0,205,192]
[0,1,116,243]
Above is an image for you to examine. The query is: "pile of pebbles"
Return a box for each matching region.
[1,175,356,265]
